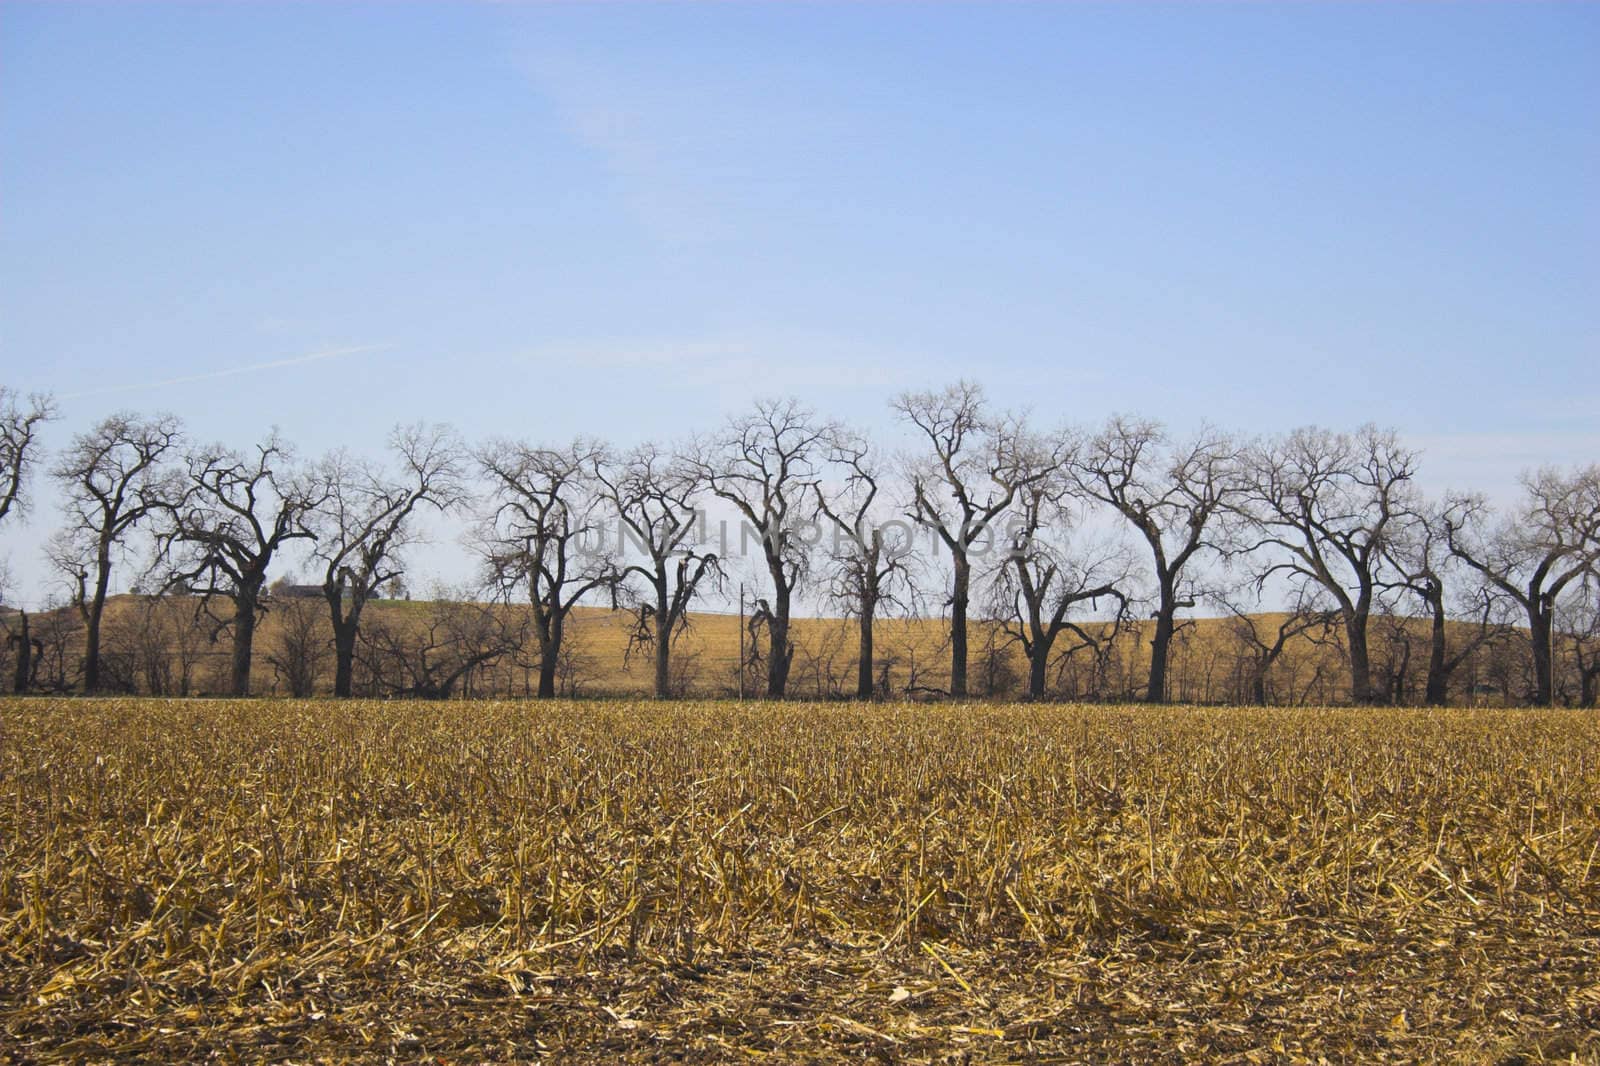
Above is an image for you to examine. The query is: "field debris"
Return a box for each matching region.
[2,698,1598,1063]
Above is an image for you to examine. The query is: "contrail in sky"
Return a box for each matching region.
[61,343,394,400]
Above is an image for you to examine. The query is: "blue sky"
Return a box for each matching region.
[1,2,1597,604]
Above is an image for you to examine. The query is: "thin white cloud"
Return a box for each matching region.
[520,49,741,247]
[1406,429,1600,505]
[1411,429,1600,460]
[519,332,967,394]
[61,343,394,400]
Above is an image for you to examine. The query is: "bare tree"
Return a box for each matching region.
[684,399,828,698]
[477,438,619,698]
[973,618,1023,699]
[1444,465,1600,706]
[873,611,947,699]
[47,412,184,692]
[357,591,523,699]
[153,433,327,697]
[1562,579,1600,708]
[6,600,82,694]
[994,457,1129,700]
[812,428,914,699]
[1069,418,1239,702]
[82,603,138,693]
[1379,502,1507,706]
[264,590,331,697]
[1212,588,1336,706]
[1047,609,1138,701]
[0,386,57,527]
[894,381,1050,698]
[1369,609,1420,704]
[0,386,54,690]
[3,609,41,694]
[549,613,601,697]
[314,423,466,697]
[1235,425,1417,704]
[100,593,203,696]
[595,442,721,699]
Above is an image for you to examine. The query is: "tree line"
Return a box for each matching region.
[2,381,1598,705]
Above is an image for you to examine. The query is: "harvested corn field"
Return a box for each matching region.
[2,698,1598,1063]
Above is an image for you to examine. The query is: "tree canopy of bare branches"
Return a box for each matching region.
[7,380,1600,707]
[1379,500,1507,706]
[48,412,184,692]
[812,427,914,699]
[315,423,466,696]
[477,438,618,698]
[1444,465,1600,706]
[894,381,1054,698]
[1235,425,1418,704]
[995,456,1131,700]
[1070,417,1240,702]
[0,387,57,527]
[153,433,327,697]
[596,442,721,698]
[684,399,828,698]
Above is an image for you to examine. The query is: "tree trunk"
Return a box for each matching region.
[1146,592,1175,703]
[949,555,970,698]
[326,585,363,698]
[332,620,358,698]
[767,579,791,698]
[653,598,672,699]
[1345,611,1373,704]
[230,598,257,697]
[83,545,113,693]
[1529,604,1554,707]
[856,593,876,700]
[1028,646,1048,700]
[1251,666,1267,707]
[1581,665,1598,709]
[1424,596,1449,707]
[537,615,562,699]
[83,600,105,693]
[11,611,31,694]
[1390,638,1411,704]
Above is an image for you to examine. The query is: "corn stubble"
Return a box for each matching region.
[2,699,1597,1064]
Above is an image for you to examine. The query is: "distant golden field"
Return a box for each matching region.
[3,698,1597,1063]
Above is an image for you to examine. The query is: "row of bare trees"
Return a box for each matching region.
[3,380,1598,704]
